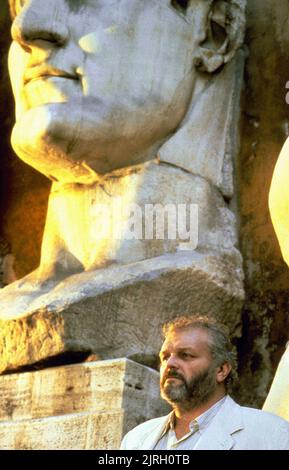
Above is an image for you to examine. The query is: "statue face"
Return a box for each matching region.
[9,0,204,183]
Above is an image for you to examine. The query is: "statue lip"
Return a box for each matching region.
[24,65,78,85]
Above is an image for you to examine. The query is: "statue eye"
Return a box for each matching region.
[171,0,189,13]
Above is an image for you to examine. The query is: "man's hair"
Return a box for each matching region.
[162,315,238,390]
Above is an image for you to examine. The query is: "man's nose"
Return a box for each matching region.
[165,355,179,369]
[11,0,69,50]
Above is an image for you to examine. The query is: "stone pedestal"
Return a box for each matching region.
[0,358,169,450]
[0,250,244,374]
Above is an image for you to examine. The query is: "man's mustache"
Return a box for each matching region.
[163,370,185,383]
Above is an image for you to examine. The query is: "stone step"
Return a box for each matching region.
[0,410,124,450]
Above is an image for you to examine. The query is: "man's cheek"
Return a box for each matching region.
[159,366,166,383]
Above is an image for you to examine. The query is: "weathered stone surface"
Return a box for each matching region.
[0,358,169,449]
[30,163,239,278]
[0,411,124,450]
[0,358,166,423]
[0,250,244,374]
[159,52,245,198]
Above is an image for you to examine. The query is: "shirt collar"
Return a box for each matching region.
[194,396,227,433]
[161,395,227,437]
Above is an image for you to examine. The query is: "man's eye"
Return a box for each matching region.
[160,353,170,364]
[182,352,193,359]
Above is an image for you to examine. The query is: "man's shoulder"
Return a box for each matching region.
[120,414,169,450]
[239,402,289,427]
[237,401,289,447]
[217,397,289,449]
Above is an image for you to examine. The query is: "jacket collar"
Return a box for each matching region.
[138,415,170,450]
[139,395,244,450]
[193,396,244,450]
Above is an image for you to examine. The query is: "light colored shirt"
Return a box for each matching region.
[154,396,227,450]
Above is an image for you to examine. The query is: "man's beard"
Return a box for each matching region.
[160,363,218,409]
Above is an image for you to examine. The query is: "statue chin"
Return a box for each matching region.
[11,104,90,184]
[11,99,181,184]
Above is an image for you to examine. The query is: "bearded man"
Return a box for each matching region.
[121,316,289,450]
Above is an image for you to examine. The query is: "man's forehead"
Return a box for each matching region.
[160,327,212,352]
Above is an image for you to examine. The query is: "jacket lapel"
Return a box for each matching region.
[194,396,244,450]
[139,415,170,450]
[138,396,244,450]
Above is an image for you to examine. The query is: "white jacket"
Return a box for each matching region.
[121,396,289,450]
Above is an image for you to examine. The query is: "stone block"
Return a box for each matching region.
[0,358,169,449]
[0,411,124,450]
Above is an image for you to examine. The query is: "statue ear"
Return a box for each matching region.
[158,2,246,197]
[194,0,246,73]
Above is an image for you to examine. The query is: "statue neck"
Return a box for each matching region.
[38,161,203,280]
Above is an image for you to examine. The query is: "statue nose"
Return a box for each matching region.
[11,0,69,50]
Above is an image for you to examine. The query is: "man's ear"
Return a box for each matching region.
[216,362,232,384]
[194,0,246,73]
